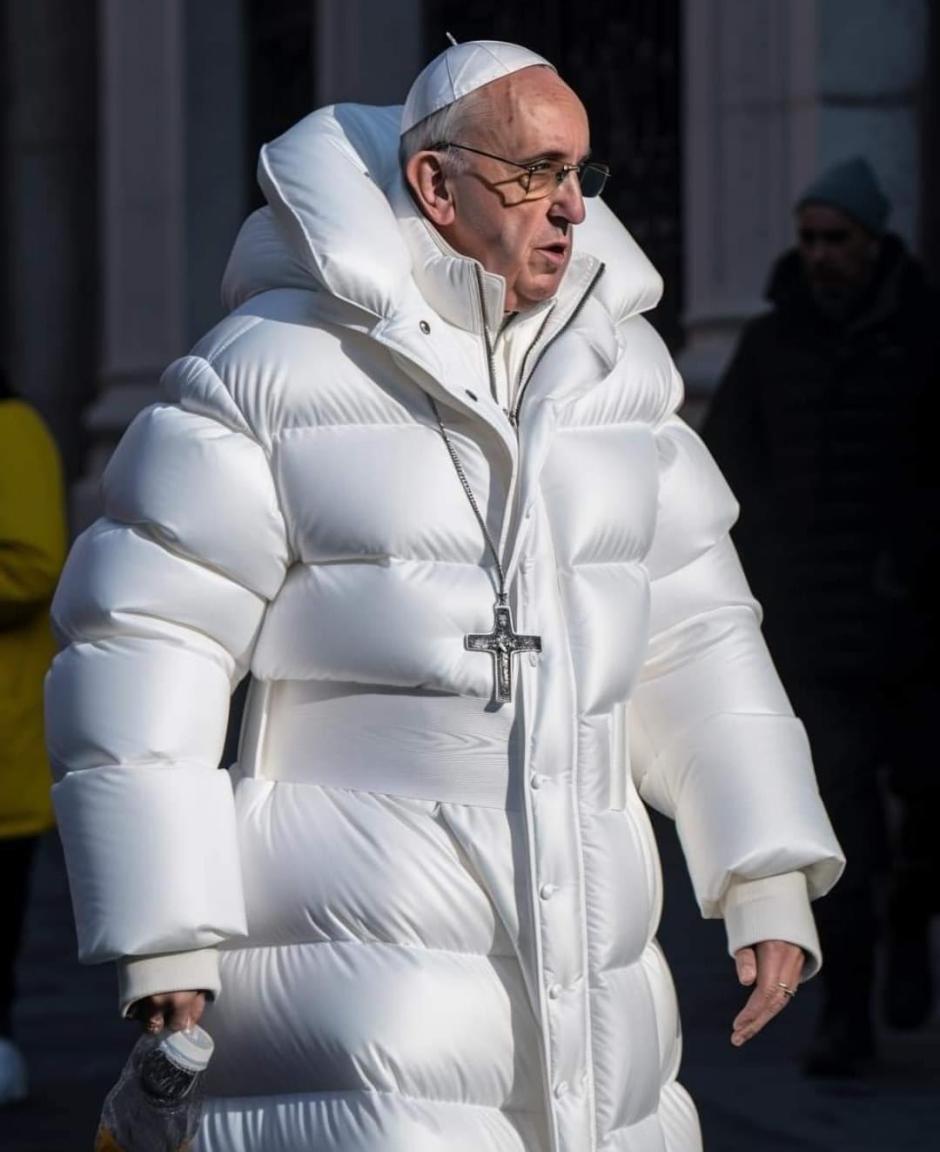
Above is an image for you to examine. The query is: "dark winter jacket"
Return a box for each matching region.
[702,236,940,685]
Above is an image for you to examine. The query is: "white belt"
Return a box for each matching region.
[243,679,521,810]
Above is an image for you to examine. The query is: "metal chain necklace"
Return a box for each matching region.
[429,397,541,703]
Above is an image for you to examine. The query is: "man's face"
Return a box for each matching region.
[437,68,590,312]
[796,203,879,316]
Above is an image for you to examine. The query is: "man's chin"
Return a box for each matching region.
[809,283,860,318]
[512,267,568,310]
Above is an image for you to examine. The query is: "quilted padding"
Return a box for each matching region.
[48,103,843,1152]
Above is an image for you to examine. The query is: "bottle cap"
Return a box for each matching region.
[159,1025,214,1073]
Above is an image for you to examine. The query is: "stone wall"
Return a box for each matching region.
[679,0,929,404]
[1,0,97,479]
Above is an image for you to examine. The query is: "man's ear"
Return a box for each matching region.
[405,151,456,227]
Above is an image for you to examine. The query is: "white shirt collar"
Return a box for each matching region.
[389,173,507,336]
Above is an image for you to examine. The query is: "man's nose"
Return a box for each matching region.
[553,171,586,224]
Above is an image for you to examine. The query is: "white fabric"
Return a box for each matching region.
[417,211,555,411]
[401,40,555,133]
[492,306,554,410]
[48,103,844,1152]
[721,873,821,980]
[119,948,221,1018]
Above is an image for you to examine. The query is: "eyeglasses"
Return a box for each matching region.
[433,141,610,200]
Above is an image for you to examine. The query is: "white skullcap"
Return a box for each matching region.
[401,40,556,135]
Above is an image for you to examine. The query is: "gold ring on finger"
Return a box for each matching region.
[777,981,796,999]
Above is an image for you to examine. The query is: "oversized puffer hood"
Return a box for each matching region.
[222,103,664,328]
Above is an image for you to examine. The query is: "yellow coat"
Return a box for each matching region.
[0,399,66,839]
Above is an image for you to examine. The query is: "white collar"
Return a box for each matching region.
[389,174,510,336]
[237,104,663,327]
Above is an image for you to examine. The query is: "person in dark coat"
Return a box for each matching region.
[702,157,940,1076]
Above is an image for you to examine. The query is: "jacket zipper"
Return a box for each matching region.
[509,304,556,429]
[472,261,607,564]
[509,262,606,429]
[473,262,606,431]
[473,264,500,408]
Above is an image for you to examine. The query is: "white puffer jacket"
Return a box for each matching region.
[47,105,843,1152]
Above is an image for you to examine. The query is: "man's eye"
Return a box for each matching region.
[526,161,553,175]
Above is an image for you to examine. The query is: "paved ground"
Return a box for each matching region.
[2,824,938,1150]
[2,834,128,1150]
[652,813,940,1151]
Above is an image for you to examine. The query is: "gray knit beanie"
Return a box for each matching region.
[796,156,890,234]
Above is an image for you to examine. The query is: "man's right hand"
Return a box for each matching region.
[132,990,206,1033]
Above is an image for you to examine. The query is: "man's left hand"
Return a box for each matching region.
[731,939,804,1047]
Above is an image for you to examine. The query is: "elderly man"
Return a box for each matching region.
[48,42,841,1152]
[703,157,940,1077]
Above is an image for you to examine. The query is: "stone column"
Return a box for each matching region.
[2,0,97,478]
[679,0,928,406]
[184,0,248,345]
[73,0,186,530]
[315,0,423,107]
[678,0,820,404]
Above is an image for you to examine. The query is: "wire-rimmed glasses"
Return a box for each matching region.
[433,141,610,200]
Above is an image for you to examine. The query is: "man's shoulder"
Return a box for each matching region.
[0,398,61,475]
[163,289,394,446]
[192,290,376,388]
[191,289,362,370]
[739,306,782,341]
[724,307,795,368]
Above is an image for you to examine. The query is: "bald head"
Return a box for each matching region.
[467,66,587,157]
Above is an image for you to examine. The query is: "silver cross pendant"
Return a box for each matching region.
[465,597,542,703]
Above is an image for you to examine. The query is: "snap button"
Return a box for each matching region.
[548,983,563,1000]
[419,320,431,334]
[539,883,556,901]
[530,773,542,790]
[554,1080,569,1099]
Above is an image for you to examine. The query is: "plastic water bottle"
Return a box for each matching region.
[94,1025,214,1152]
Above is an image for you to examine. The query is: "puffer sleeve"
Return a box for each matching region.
[46,354,290,967]
[629,393,844,921]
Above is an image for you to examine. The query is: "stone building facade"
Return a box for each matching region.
[0,1,932,525]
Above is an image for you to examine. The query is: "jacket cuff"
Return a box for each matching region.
[721,872,822,980]
[117,947,221,1018]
